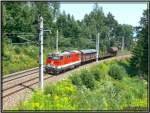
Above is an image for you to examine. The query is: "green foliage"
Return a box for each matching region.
[2,2,134,52]
[2,3,147,110]
[2,43,48,75]
[14,80,77,110]
[14,46,21,54]
[70,74,82,87]
[44,80,77,96]
[70,69,96,90]
[13,59,147,111]
[98,63,109,77]
[90,66,101,81]
[79,69,95,89]
[108,64,126,80]
[130,9,148,79]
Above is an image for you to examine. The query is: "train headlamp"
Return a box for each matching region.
[47,64,51,67]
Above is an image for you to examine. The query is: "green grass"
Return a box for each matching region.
[2,43,51,76]
[12,59,148,111]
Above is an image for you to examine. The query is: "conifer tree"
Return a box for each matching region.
[130,9,148,78]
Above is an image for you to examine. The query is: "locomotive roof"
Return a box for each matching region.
[48,50,80,56]
[64,50,80,53]
[80,49,97,54]
[61,51,70,55]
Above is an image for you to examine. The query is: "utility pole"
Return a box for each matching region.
[39,16,44,90]
[108,31,111,48]
[96,33,100,62]
[121,36,124,50]
[56,29,58,52]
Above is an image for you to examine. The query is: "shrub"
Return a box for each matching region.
[108,64,126,80]
[90,67,101,81]
[98,63,109,77]
[14,46,21,54]
[70,74,82,87]
[80,69,95,89]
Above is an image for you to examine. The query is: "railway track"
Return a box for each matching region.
[2,54,131,98]
[3,67,39,83]
[2,54,131,110]
[2,66,49,98]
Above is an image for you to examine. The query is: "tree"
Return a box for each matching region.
[130,9,148,78]
[2,2,134,52]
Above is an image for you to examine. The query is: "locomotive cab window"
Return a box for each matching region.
[48,56,52,59]
[60,56,63,60]
[65,55,71,59]
[48,56,60,60]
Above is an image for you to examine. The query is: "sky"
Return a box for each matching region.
[60,3,147,27]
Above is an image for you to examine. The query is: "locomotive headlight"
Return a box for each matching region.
[53,66,57,69]
[47,64,50,67]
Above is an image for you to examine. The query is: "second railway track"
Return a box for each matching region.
[3,67,39,83]
[2,67,41,98]
[2,54,131,98]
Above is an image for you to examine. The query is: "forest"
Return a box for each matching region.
[2,2,137,75]
[2,2,134,49]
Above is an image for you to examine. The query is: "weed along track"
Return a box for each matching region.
[2,55,131,110]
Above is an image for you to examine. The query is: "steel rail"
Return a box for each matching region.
[2,54,130,98]
[3,67,39,80]
[3,75,39,91]
[3,75,53,98]
[3,70,39,83]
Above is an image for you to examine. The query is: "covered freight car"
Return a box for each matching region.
[80,49,97,63]
[107,47,118,56]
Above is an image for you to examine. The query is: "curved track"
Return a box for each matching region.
[2,54,131,110]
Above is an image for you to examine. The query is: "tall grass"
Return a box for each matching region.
[3,43,49,75]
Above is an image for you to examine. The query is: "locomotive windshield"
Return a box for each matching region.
[48,56,60,60]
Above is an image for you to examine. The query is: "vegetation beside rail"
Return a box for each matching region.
[3,42,47,75]
[2,40,130,76]
[12,59,148,111]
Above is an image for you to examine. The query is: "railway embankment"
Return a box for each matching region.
[3,54,132,110]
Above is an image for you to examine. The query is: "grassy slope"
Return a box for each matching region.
[3,43,51,75]
[12,59,148,111]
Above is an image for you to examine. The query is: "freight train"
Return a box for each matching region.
[45,47,118,74]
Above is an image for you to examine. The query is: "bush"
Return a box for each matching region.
[70,74,82,87]
[98,63,109,77]
[80,69,95,89]
[14,46,21,54]
[108,64,126,80]
[90,67,101,81]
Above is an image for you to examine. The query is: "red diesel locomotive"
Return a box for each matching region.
[45,47,118,74]
[45,50,81,74]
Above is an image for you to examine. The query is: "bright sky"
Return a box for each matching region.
[60,3,147,27]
